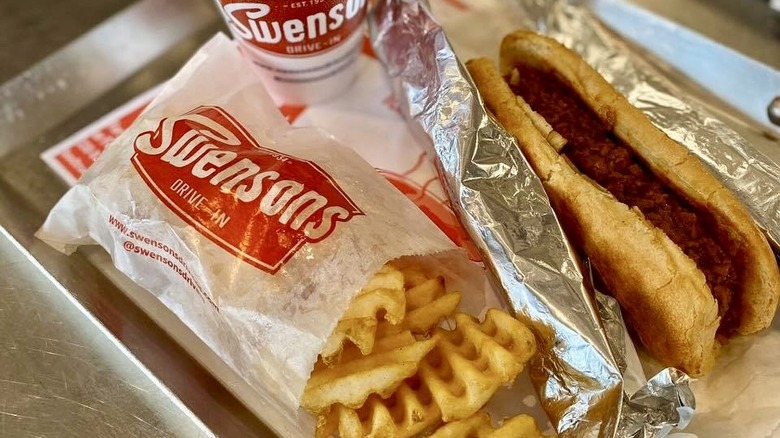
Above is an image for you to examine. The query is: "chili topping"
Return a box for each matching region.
[508,65,739,334]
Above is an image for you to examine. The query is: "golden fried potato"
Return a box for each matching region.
[321,265,407,364]
[419,309,537,421]
[303,331,437,414]
[317,377,442,438]
[307,263,542,438]
[429,411,545,438]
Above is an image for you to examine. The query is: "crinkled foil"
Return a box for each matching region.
[522,0,780,249]
[369,1,696,437]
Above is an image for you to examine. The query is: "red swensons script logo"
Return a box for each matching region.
[218,0,367,56]
[131,106,362,274]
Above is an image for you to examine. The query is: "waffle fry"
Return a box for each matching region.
[489,414,546,438]
[307,264,541,438]
[398,264,430,288]
[401,277,461,334]
[314,408,339,438]
[406,277,446,311]
[341,266,406,323]
[303,330,437,414]
[316,377,443,438]
[323,267,461,366]
[375,277,462,340]
[429,411,545,438]
[362,264,406,293]
[320,317,378,366]
[321,265,407,364]
[419,309,537,421]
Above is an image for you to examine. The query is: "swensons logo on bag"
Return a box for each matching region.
[219,0,367,56]
[131,106,362,274]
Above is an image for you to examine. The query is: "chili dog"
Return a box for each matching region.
[465,31,780,376]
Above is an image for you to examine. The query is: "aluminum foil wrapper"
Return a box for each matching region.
[521,0,780,249]
[369,1,696,437]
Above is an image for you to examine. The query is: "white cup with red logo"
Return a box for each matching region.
[215,0,368,105]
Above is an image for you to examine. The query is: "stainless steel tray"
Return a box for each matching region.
[1,0,275,436]
[1,0,777,436]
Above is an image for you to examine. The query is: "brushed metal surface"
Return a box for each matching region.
[0,228,214,438]
[0,0,218,156]
[593,0,780,134]
[0,0,778,437]
[0,0,134,82]
[626,0,780,71]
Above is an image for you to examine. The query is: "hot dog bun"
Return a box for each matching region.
[465,31,779,376]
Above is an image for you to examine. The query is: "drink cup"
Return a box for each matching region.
[215,0,368,105]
